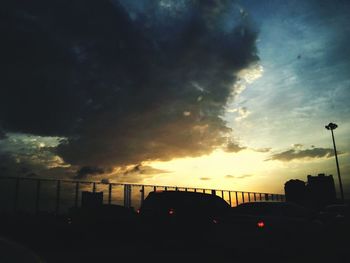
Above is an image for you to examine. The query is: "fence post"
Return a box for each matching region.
[92,182,96,193]
[221,191,224,199]
[124,185,131,208]
[124,185,127,207]
[14,178,20,212]
[248,192,251,202]
[235,192,239,206]
[129,185,132,208]
[74,182,79,208]
[108,184,113,205]
[241,192,245,203]
[55,180,61,214]
[254,193,257,201]
[35,180,41,214]
[140,185,144,206]
[229,191,232,207]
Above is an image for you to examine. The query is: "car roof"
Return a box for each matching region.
[240,201,309,209]
[147,191,226,202]
[145,190,227,202]
[148,190,217,197]
[142,190,230,209]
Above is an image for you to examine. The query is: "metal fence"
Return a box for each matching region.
[0,176,285,214]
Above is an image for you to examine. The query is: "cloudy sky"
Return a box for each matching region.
[1,0,349,196]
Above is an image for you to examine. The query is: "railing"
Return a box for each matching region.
[0,176,285,214]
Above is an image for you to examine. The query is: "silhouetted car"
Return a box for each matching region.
[231,201,314,229]
[315,204,350,248]
[317,204,349,226]
[219,201,319,248]
[137,191,231,237]
[233,201,311,218]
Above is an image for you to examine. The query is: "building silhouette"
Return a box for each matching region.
[284,173,336,208]
[284,179,306,205]
[307,174,336,208]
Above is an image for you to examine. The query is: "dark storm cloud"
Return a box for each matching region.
[267,147,342,162]
[0,152,39,177]
[0,150,75,179]
[106,164,169,183]
[1,0,258,168]
[75,166,105,179]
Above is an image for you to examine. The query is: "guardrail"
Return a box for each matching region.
[0,176,285,214]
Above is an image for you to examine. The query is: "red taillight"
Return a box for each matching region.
[168,208,175,215]
[257,221,265,228]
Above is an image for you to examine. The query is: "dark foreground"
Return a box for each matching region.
[0,212,349,263]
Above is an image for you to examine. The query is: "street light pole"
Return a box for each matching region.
[325,122,344,202]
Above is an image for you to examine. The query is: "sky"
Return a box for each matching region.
[1,0,349,197]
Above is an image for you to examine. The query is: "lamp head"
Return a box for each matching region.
[325,122,338,130]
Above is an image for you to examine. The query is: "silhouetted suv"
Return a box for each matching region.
[317,204,349,228]
[137,191,231,236]
[221,201,320,248]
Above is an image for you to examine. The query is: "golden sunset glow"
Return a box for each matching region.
[143,149,285,193]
